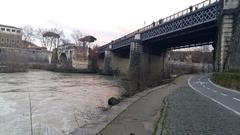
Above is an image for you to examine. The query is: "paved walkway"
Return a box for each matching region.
[164,75,240,135]
[188,74,240,116]
[98,75,190,135]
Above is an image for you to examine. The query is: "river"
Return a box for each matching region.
[0,70,123,135]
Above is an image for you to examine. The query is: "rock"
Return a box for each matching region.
[108,97,120,106]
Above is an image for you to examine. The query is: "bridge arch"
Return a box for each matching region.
[59,53,68,65]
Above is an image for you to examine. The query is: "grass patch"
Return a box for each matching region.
[211,72,240,91]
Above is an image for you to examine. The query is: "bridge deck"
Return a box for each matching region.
[99,0,220,53]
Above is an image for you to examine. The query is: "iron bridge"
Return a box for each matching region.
[99,0,220,53]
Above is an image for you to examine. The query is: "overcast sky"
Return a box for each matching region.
[1,0,203,46]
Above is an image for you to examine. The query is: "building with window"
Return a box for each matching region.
[0,24,23,48]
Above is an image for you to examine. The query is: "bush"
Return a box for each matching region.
[212,72,240,90]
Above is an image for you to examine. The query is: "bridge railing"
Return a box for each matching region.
[138,0,219,33]
[99,0,219,53]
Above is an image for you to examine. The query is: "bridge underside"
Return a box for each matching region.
[100,20,218,57]
[143,21,218,54]
[99,20,219,75]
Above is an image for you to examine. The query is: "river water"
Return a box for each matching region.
[0,70,123,135]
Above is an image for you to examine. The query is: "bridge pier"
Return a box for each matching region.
[128,34,170,90]
[128,35,144,90]
[128,36,142,80]
[217,0,239,71]
[102,48,130,75]
[103,50,113,74]
[227,1,240,70]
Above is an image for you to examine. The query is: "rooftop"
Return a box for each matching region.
[0,24,22,30]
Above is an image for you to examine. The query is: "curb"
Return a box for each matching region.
[208,77,240,94]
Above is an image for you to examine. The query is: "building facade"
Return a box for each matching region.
[0,24,23,48]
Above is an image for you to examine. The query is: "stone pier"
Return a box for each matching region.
[103,50,112,74]
[100,33,170,91]
[128,34,142,80]
[227,1,240,70]
[102,49,130,75]
[217,0,239,70]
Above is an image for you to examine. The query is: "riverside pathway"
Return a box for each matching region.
[98,74,240,135]
[164,74,240,135]
[188,74,240,115]
[98,75,191,135]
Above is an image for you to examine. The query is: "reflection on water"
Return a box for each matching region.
[0,70,123,135]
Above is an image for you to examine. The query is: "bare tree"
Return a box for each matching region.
[71,30,83,46]
[35,28,46,47]
[22,25,35,43]
[202,45,211,52]
[35,28,64,51]
[43,31,60,51]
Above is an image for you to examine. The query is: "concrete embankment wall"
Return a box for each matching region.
[0,47,51,70]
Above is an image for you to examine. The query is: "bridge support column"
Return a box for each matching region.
[103,50,113,74]
[128,36,143,89]
[128,36,151,94]
[227,2,240,70]
[128,34,170,93]
[217,0,239,71]
[102,49,130,75]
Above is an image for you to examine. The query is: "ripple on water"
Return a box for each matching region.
[0,97,16,116]
[0,70,123,135]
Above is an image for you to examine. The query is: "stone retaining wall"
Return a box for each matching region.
[0,47,51,72]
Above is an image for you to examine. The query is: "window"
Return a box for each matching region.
[7,29,10,32]
[12,29,16,32]
[17,30,21,33]
[1,28,5,31]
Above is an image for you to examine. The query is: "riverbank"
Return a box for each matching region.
[73,84,169,134]
[94,75,191,135]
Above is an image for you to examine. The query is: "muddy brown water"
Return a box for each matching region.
[0,70,123,135]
